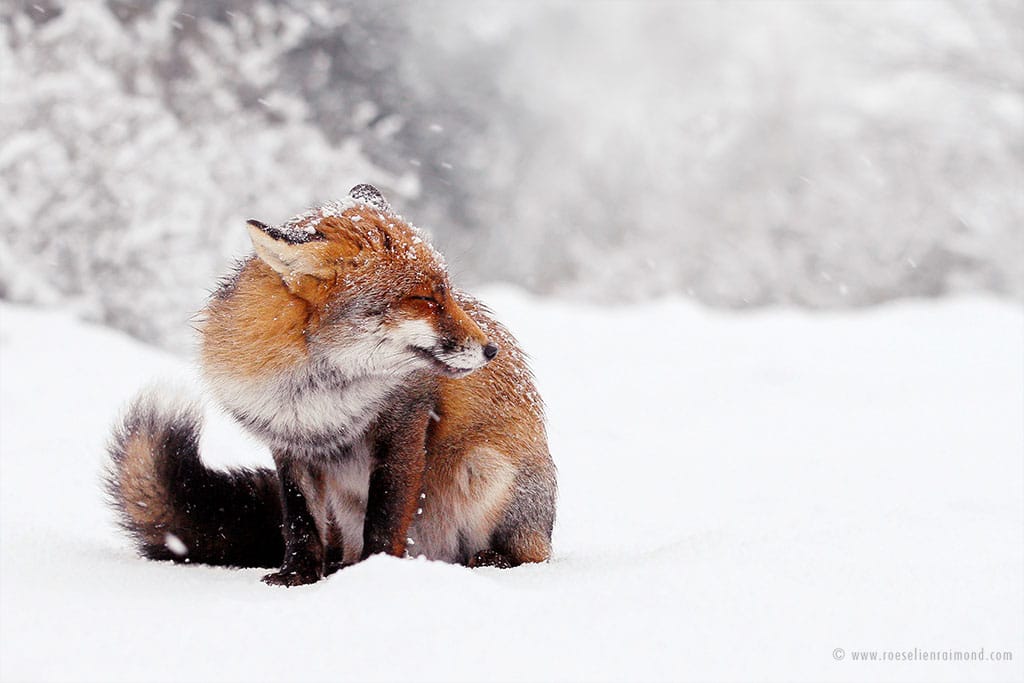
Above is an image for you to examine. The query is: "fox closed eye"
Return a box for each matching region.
[407,296,439,309]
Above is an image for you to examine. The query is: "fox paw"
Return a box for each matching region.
[468,549,513,569]
[324,560,353,576]
[261,568,322,587]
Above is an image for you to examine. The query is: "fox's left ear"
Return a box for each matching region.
[246,219,331,279]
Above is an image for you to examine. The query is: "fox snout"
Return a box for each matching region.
[440,336,498,359]
[425,335,497,377]
[424,296,499,374]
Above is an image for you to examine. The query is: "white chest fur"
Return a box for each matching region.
[206,364,399,458]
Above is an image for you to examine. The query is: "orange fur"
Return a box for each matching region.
[202,261,312,378]
[119,432,174,546]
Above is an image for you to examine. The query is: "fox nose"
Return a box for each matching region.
[482,342,499,361]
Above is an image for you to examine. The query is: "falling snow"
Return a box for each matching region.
[163,533,188,557]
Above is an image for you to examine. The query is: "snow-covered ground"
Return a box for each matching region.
[1,290,1021,683]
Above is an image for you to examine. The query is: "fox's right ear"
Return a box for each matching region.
[246,219,330,279]
[349,183,392,214]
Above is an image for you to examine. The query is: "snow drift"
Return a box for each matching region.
[0,290,1021,682]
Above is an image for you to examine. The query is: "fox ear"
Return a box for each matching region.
[246,219,328,278]
[349,183,391,213]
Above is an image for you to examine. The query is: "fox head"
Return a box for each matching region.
[244,184,497,379]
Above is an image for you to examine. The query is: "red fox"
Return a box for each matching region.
[106,184,556,586]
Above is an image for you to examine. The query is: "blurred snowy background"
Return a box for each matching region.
[3,4,1023,681]
[1,0,1021,349]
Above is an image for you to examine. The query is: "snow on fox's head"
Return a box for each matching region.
[245,184,497,378]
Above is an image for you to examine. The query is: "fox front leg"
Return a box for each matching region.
[262,456,325,587]
[361,410,430,560]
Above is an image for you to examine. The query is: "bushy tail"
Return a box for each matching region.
[104,390,284,568]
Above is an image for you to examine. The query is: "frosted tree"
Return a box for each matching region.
[0,1,408,347]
